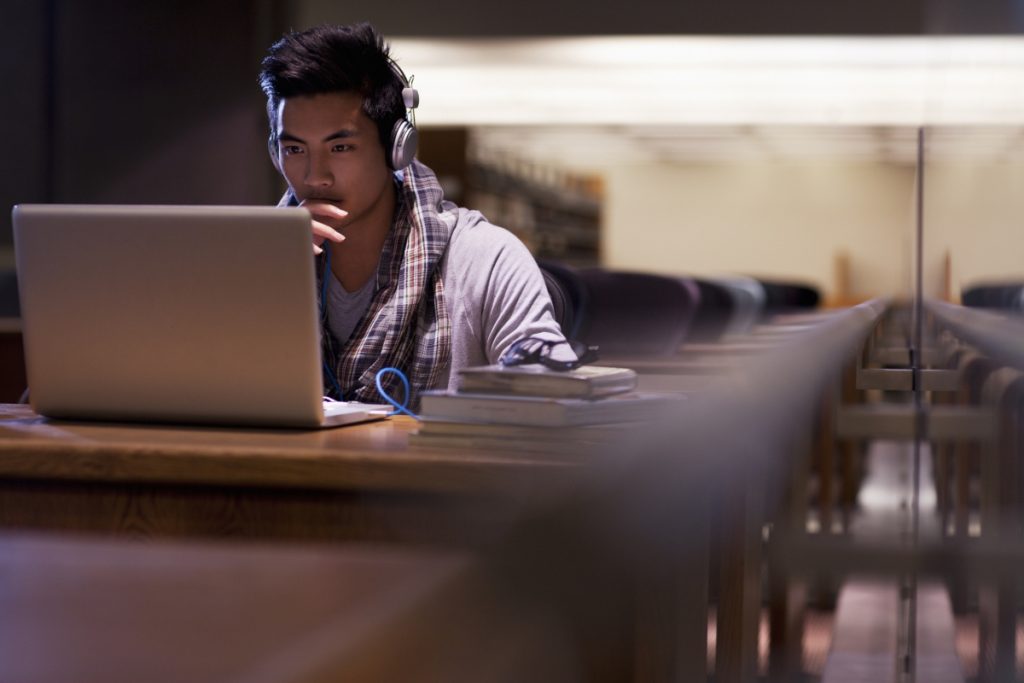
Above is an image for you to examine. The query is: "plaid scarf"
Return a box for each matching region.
[315,160,453,407]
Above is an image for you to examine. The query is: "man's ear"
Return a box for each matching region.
[268,136,282,173]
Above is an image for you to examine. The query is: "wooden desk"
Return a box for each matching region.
[0,404,704,683]
[0,404,583,546]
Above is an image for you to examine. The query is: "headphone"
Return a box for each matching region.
[268,58,420,172]
[387,58,419,170]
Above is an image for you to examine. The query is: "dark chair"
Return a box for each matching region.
[0,270,26,402]
[575,268,699,357]
[713,276,766,335]
[755,278,821,312]
[962,282,1024,314]
[537,260,587,340]
[689,279,734,342]
[0,271,19,318]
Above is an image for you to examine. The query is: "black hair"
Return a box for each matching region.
[258,22,407,156]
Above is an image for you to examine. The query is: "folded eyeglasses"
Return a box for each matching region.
[498,337,599,371]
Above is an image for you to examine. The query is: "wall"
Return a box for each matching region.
[1,0,50,257]
[924,157,1024,300]
[601,160,917,303]
[1,0,290,250]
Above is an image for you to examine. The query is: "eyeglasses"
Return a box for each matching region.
[498,337,599,371]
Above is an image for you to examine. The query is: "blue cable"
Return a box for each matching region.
[322,249,416,418]
[375,367,420,419]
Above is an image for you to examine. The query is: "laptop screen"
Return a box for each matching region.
[13,204,335,428]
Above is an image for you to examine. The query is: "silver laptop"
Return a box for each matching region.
[12,204,390,428]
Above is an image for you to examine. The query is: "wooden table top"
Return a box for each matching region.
[0,404,587,495]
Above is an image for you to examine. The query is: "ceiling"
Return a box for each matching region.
[296,0,1023,36]
[392,37,1024,127]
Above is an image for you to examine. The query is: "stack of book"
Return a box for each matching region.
[412,363,680,453]
[411,418,636,456]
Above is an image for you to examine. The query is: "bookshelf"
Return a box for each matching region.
[418,127,602,266]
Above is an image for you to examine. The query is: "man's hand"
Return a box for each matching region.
[300,199,347,255]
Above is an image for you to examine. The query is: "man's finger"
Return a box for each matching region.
[312,220,344,244]
[301,199,348,221]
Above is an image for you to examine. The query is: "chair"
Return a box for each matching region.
[0,270,25,403]
[962,281,1024,314]
[0,271,19,318]
[689,279,735,343]
[755,278,821,312]
[712,276,766,336]
[537,260,587,340]
[575,268,700,357]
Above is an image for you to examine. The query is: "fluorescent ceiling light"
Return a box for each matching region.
[390,37,1024,126]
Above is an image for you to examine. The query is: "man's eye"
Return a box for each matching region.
[332,144,354,152]
[281,145,303,155]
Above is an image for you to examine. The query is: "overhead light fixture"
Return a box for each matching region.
[390,37,1024,126]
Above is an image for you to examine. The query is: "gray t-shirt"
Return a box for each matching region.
[324,271,375,345]
[323,208,565,392]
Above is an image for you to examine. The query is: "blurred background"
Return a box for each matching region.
[4,0,1024,310]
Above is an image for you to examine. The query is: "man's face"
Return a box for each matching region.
[273,92,393,231]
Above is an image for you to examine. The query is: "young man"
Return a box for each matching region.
[258,23,567,406]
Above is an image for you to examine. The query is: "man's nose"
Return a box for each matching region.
[304,153,333,187]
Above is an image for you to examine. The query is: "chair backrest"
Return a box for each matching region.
[0,270,19,318]
[576,268,699,357]
[712,276,766,335]
[689,279,734,342]
[537,260,587,340]
[962,282,1024,314]
[756,278,821,312]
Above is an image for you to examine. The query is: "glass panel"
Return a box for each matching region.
[919,125,1024,681]
[923,125,1024,306]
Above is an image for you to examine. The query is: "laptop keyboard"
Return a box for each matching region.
[322,401,391,417]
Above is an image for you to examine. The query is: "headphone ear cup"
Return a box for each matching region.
[390,119,418,170]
